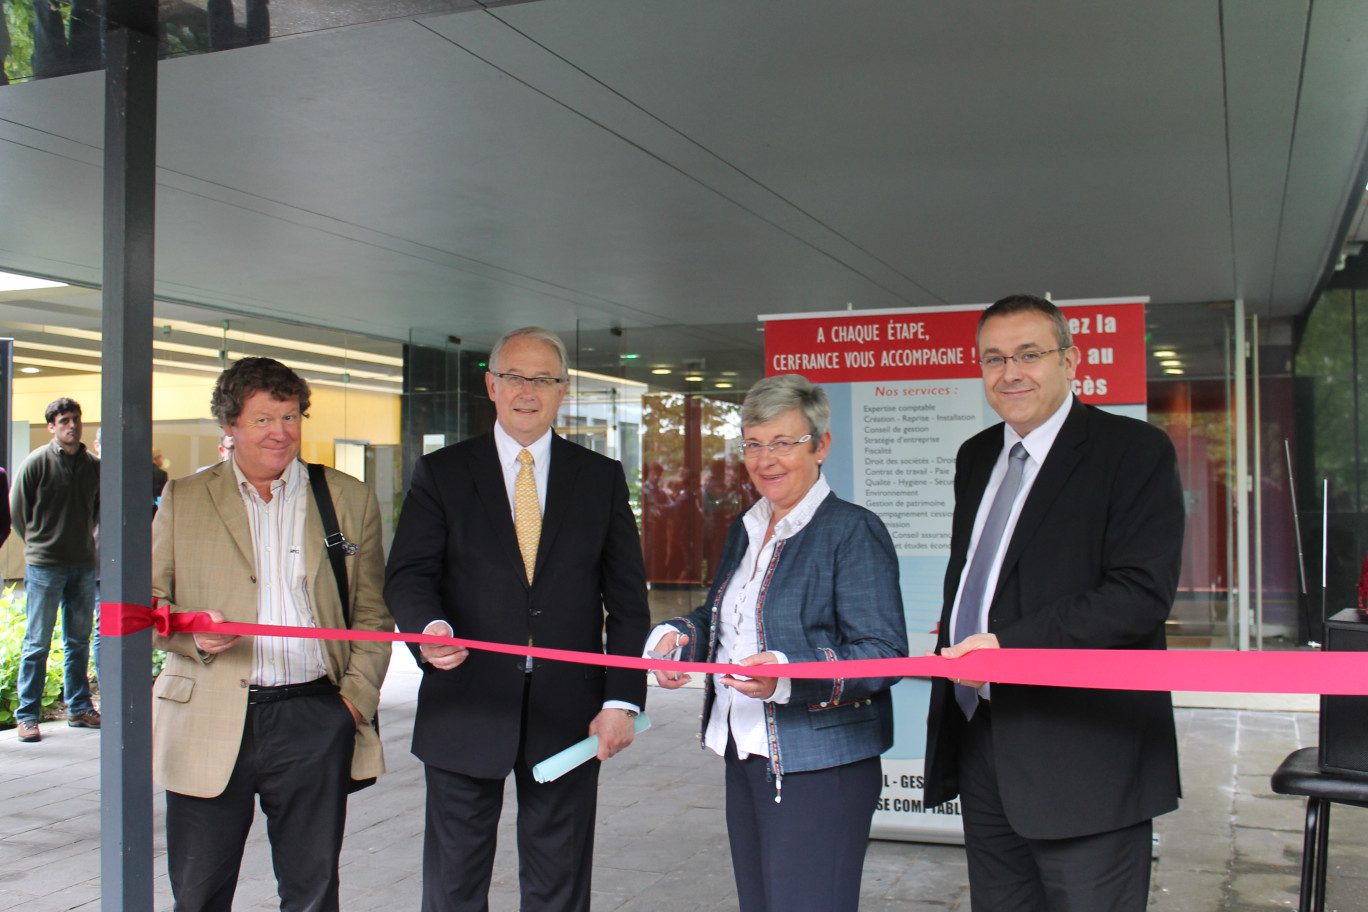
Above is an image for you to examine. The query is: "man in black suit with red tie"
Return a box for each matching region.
[925,295,1185,911]
[385,327,650,912]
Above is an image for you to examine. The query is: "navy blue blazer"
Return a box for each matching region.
[668,491,908,778]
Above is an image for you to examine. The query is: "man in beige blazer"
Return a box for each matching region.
[152,357,392,912]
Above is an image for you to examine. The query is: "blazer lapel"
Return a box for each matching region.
[207,461,257,571]
[995,398,1088,593]
[471,433,528,587]
[534,435,580,582]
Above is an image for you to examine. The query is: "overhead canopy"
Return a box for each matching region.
[1,0,1367,379]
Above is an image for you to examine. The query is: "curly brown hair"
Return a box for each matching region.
[210,358,311,427]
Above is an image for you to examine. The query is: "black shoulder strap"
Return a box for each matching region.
[307,463,351,626]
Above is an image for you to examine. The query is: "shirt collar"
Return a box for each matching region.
[1005,392,1074,464]
[493,422,553,469]
[743,472,832,542]
[48,439,86,458]
[231,454,305,500]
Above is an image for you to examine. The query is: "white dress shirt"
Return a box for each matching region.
[947,393,1074,700]
[492,422,551,517]
[232,456,328,687]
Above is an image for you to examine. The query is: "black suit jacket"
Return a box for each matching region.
[385,432,650,779]
[924,398,1184,840]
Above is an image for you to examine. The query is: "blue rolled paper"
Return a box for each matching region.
[531,712,653,783]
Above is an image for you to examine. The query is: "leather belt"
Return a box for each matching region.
[247,677,337,705]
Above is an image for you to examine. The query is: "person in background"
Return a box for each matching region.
[649,373,908,912]
[925,294,1185,912]
[196,432,235,473]
[11,397,100,742]
[90,427,102,686]
[0,467,10,549]
[151,448,168,505]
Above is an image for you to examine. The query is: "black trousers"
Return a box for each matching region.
[725,739,883,912]
[421,685,600,912]
[165,692,356,912]
[958,704,1153,912]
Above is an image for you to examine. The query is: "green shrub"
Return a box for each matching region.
[0,586,64,725]
[0,585,167,726]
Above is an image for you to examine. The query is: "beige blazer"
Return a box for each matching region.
[150,460,393,798]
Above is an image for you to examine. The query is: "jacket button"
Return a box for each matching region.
[239,679,248,688]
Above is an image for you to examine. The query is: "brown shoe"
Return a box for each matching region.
[68,709,101,729]
[17,721,40,742]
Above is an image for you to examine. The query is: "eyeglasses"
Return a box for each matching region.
[977,348,1068,370]
[736,434,813,458]
[491,371,565,390]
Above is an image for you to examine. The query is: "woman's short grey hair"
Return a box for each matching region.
[741,374,830,440]
[489,327,569,379]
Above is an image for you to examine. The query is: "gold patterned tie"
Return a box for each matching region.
[514,449,541,583]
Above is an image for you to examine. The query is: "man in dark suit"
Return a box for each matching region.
[385,327,650,912]
[925,295,1185,912]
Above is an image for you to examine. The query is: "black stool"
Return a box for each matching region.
[1269,747,1368,912]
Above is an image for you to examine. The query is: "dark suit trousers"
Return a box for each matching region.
[959,703,1152,912]
[421,683,601,912]
[165,692,356,912]
[725,738,882,912]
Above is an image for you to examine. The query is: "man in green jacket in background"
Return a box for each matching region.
[11,397,100,743]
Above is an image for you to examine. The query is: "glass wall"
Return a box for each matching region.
[0,279,404,574]
[1147,305,1303,650]
[384,308,1330,644]
[2,265,1354,650]
[1293,273,1368,644]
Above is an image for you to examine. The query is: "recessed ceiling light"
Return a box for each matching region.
[721,371,739,377]
[19,366,39,374]
[651,368,671,375]
[1160,360,1181,367]
[0,270,67,293]
[685,375,703,382]
[1152,350,1176,358]
[715,382,733,389]
[1164,368,1184,375]
[620,353,640,360]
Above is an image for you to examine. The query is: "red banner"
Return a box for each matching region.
[763,301,1147,404]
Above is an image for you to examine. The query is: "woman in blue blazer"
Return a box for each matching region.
[650,373,908,912]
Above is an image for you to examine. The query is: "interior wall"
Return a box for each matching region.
[14,371,400,473]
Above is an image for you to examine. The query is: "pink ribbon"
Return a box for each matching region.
[100,602,1368,695]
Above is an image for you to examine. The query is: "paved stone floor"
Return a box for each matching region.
[3,662,1368,911]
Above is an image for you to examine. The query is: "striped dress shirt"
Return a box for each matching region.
[231,457,328,687]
